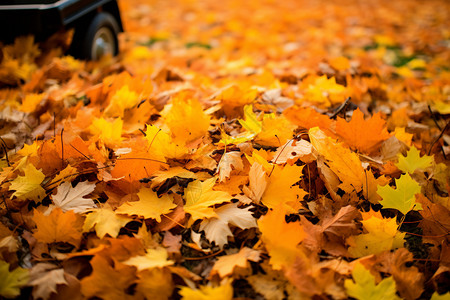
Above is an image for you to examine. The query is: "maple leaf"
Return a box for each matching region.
[304,75,347,106]
[9,163,46,202]
[135,268,173,300]
[271,139,314,164]
[111,148,166,183]
[302,205,361,256]
[336,108,390,153]
[122,247,174,271]
[0,260,29,299]
[83,206,131,238]
[239,104,262,136]
[89,117,123,146]
[258,205,305,269]
[210,247,260,278]
[243,162,267,203]
[116,187,176,222]
[80,255,137,300]
[164,92,210,144]
[217,151,244,182]
[27,263,68,300]
[377,173,422,214]
[262,164,306,213]
[51,181,96,213]
[145,125,189,159]
[179,280,233,300]
[347,211,405,258]
[199,203,257,248]
[32,208,84,246]
[395,145,434,174]
[363,171,390,204]
[344,263,400,300]
[104,85,140,118]
[256,114,296,147]
[183,178,233,221]
[283,106,334,132]
[310,127,365,193]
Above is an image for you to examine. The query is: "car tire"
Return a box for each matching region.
[70,12,120,60]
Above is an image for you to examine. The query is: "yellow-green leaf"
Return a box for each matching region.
[377,173,422,214]
[347,212,405,258]
[345,263,400,300]
[396,146,433,174]
[0,260,29,299]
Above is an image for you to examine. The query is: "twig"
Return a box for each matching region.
[428,121,449,156]
[329,97,351,119]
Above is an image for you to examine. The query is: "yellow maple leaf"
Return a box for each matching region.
[164,92,210,144]
[20,93,44,113]
[179,280,233,300]
[104,85,140,118]
[9,163,46,202]
[347,211,405,258]
[309,127,365,193]
[184,177,232,221]
[258,205,305,269]
[122,247,174,271]
[145,124,188,159]
[115,188,177,222]
[210,247,260,278]
[304,75,347,106]
[135,268,173,300]
[32,208,84,246]
[89,117,123,147]
[0,260,29,299]
[395,146,434,174]
[256,114,296,147]
[262,164,306,213]
[83,206,132,238]
[345,263,400,300]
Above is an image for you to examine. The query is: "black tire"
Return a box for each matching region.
[70,12,120,60]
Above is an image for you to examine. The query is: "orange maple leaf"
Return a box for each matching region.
[335,108,390,153]
[32,208,84,246]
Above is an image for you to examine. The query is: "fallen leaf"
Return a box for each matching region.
[80,255,137,300]
[258,205,305,269]
[51,181,96,213]
[210,247,260,278]
[344,263,400,300]
[183,178,232,221]
[336,108,390,153]
[179,279,233,300]
[27,263,68,300]
[122,247,174,271]
[33,208,84,246]
[377,173,422,214]
[0,260,29,299]
[395,145,434,174]
[9,163,46,202]
[83,206,131,238]
[116,187,176,222]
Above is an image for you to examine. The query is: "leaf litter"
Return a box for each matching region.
[0,0,449,299]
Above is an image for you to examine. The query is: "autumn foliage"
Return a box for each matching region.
[1,0,450,299]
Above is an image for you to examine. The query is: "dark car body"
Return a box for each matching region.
[0,0,123,43]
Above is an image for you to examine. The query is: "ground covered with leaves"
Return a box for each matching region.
[0,0,449,299]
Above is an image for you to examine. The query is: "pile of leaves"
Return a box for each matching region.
[0,0,449,299]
